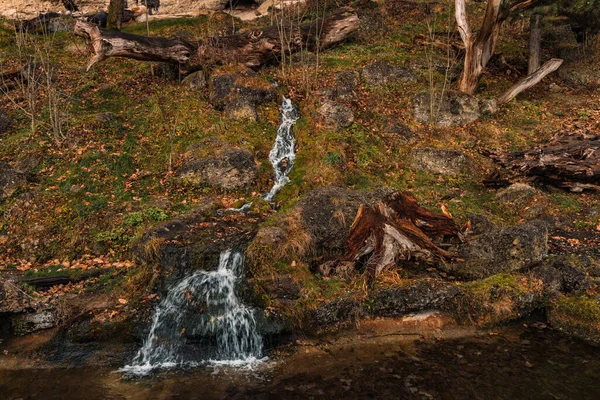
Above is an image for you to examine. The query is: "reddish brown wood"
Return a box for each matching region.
[345,191,461,278]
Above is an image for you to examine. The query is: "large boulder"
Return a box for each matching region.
[549,294,600,345]
[11,309,58,336]
[334,70,360,100]
[209,70,277,111]
[451,273,546,326]
[409,147,468,176]
[295,186,393,256]
[370,280,459,317]
[177,140,258,190]
[413,91,481,127]
[318,100,354,130]
[450,220,549,279]
[0,162,26,200]
[362,61,415,86]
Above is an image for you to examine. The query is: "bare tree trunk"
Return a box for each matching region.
[455,0,502,95]
[108,0,124,30]
[455,0,546,95]
[74,7,359,72]
[528,14,542,74]
[497,58,563,105]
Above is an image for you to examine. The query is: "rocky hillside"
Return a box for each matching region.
[0,0,599,365]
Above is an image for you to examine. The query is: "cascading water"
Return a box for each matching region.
[120,250,263,376]
[227,97,299,212]
[263,97,300,201]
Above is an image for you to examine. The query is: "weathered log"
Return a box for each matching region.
[345,191,462,278]
[497,58,563,106]
[21,269,105,288]
[74,7,360,72]
[492,134,600,192]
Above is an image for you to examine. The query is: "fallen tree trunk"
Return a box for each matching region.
[21,269,105,288]
[74,7,359,72]
[491,134,600,192]
[345,191,462,278]
[496,58,563,106]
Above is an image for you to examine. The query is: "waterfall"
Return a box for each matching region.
[227,97,299,212]
[120,250,263,376]
[263,97,300,202]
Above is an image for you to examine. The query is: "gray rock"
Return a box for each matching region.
[362,61,415,86]
[318,100,354,129]
[209,72,277,111]
[495,183,538,209]
[11,309,57,335]
[558,64,600,87]
[552,258,592,293]
[409,147,468,176]
[295,186,394,256]
[225,99,258,121]
[334,70,360,100]
[256,275,301,300]
[181,70,207,89]
[383,117,418,144]
[413,91,481,127]
[370,280,459,317]
[0,162,26,200]
[177,143,258,190]
[466,214,495,236]
[309,297,363,332]
[452,220,549,279]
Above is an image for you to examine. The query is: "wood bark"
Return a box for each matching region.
[345,191,462,278]
[496,58,563,105]
[491,134,600,192]
[21,269,105,288]
[74,7,359,72]
[454,0,545,95]
[455,0,502,95]
[528,14,542,75]
[108,0,125,30]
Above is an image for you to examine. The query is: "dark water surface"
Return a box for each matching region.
[2,325,600,400]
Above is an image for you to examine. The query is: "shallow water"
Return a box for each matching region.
[2,325,600,399]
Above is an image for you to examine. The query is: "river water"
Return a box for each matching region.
[2,324,600,399]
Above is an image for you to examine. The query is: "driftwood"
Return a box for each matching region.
[345,191,462,278]
[73,7,359,72]
[491,134,600,192]
[21,269,105,288]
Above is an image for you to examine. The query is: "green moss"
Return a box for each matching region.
[452,273,544,326]
[549,294,600,344]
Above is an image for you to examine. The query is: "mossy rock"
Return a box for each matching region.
[450,273,545,326]
[549,294,600,345]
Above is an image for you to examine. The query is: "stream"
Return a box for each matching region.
[2,324,600,399]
